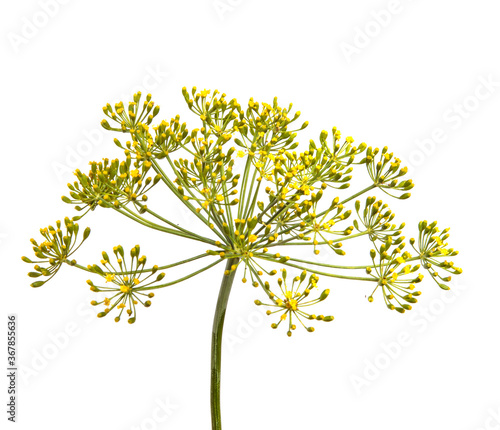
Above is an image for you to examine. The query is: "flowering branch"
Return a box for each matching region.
[23,87,462,430]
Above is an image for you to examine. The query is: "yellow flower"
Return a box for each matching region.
[120,284,132,294]
[248,235,258,243]
[105,274,115,283]
[346,136,354,143]
[130,169,140,178]
[216,194,224,202]
[300,185,312,195]
[432,236,443,246]
[237,150,245,158]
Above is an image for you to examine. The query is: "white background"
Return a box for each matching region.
[1,1,500,429]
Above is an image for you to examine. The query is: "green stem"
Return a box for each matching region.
[339,183,377,205]
[264,230,369,248]
[305,184,378,223]
[288,255,421,270]
[139,259,223,290]
[67,253,210,275]
[138,203,214,243]
[150,158,229,245]
[255,255,375,282]
[211,257,239,430]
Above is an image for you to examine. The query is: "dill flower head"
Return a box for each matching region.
[86,244,165,323]
[361,146,413,199]
[365,237,422,313]
[22,217,90,288]
[255,269,333,336]
[63,157,161,216]
[24,87,463,336]
[354,196,405,242]
[101,91,160,133]
[410,221,461,290]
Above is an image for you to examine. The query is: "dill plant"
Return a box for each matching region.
[23,87,462,429]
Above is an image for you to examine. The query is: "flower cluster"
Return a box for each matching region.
[14,85,465,430]
[173,147,240,212]
[184,88,245,138]
[86,245,165,323]
[100,89,375,259]
[366,236,422,313]
[322,128,367,167]
[24,87,463,336]
[255,269,333,336]
[361,146,413,199]
[354,196,405,243]
[410,221,461,290]
[241,130,364,197]
[63,157,161,215]
[242,96,306,152]
[114,115,191,161]
[293,198,353,255]
[22,218,90,287]
[101,92,160,133]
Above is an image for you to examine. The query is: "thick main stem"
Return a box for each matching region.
[210,257,239,430]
